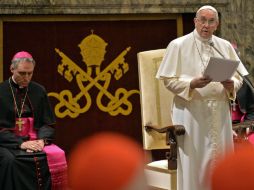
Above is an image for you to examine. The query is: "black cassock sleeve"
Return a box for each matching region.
[38,125,55,144]
[36,90,56,144]
[0,130,25,149]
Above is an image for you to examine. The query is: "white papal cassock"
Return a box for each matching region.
[156,29,248,190]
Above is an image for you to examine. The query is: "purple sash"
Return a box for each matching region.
[15,117,68,190]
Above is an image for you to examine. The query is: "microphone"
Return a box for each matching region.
[209,40,225,58]
[209,40,254,93]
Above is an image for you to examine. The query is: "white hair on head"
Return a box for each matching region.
[196,5,219,20]
[11,57,36,69]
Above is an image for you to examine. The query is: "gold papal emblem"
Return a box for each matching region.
[48,31,139,118]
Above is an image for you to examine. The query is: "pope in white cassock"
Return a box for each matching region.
[156,5,248,190]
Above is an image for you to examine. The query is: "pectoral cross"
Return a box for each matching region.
[231,100,237,111]
[16,118,25,131]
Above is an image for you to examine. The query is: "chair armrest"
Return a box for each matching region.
[145,125,185,170]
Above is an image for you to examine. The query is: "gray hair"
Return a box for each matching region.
[196,5,219,21]
[11,57,36,69]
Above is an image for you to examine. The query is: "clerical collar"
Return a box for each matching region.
[193,29,212,43]
[10,77,27,90]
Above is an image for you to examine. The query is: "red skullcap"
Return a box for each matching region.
[211,143,254,190]
[68,132,146,190]
[12,51,33,60]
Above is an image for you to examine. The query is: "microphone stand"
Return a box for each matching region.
[209,42,254,94]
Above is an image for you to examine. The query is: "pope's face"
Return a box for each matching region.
[10,61,34,87]
[194,9,219,39]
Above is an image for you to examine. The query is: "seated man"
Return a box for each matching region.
[0,51,67,190]
[234,76,254,121]
[232,76,254,144]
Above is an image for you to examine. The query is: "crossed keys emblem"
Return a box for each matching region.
[48,32,139,118]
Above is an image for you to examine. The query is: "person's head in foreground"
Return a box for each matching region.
[211,143,254,190]
[68,132,148,190]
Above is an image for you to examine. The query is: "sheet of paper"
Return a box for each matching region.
[203,57,240,82]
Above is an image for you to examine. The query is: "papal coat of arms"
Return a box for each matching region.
[48,31,139,118]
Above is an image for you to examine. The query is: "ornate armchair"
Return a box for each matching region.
[137,49,185,190]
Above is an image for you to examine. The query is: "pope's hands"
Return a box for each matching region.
[221,79,234,92]
[20,139,45,152]
[190,77,234,91]
[190,76,212,89]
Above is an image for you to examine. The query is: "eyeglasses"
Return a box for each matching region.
[196,17,217,26]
